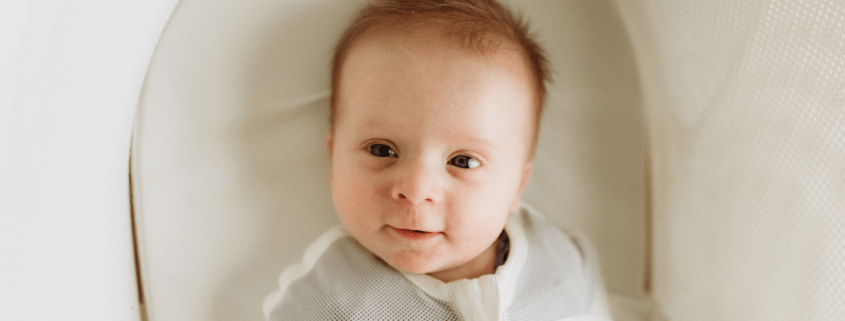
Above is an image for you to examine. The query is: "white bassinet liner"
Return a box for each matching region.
[264,203,612,321]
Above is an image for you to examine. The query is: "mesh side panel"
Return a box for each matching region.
[615,0,845,320]
[268,237,460,320]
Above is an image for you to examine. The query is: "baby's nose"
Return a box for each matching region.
[391,161,442,205]
[396,193,432,204]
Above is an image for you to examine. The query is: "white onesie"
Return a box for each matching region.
[263,204,612,321]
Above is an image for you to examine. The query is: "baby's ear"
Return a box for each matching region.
[510,162,534,213]
[519,162,534,192]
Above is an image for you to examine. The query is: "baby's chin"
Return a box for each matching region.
[380,252,446,275]
[383,252,493,284]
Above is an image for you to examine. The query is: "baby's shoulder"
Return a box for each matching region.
[516,206,592,266]
[265,233,395,319]
[504,205,603,318]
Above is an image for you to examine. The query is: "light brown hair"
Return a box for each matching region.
[331,0,551,158]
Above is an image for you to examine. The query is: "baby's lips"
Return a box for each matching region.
[389,227,444,240]
[388,225,442,234]
[390,226,425,233]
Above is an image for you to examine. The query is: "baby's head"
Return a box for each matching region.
[326,0,550,282]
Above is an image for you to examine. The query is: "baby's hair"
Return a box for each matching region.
[330,0,551,158]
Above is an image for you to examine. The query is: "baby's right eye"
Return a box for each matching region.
[368,144,397,158]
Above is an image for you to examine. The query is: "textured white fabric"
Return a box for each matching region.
[0,0,178,319]
[614,0,845,320]
[264,205,611,321]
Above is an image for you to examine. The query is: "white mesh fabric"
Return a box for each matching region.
[266,236,461,320]
[614,0,845,320]
[264,205,611,321]
[504,213,595,320]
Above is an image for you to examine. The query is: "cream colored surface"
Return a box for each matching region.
[134,0,646,320]
[615,0,845,320]
[0,0,177,319]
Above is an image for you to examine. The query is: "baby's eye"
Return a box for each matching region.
[368,144,397,158]
[449,155,480,169]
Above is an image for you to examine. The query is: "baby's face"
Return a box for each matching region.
[328,35,534,282]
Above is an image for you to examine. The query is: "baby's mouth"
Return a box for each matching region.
[389,226,441,240]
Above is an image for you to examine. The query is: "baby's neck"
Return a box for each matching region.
[426,239,498,283]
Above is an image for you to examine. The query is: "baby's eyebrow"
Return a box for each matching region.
[363,116,398,130]
[454,136,496,152]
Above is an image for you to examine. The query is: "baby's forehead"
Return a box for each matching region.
[351,28,527,66]
[341,31,535,93]
[337,34,536,147]
[342,37,534,104]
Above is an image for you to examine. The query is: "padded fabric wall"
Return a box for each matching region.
[0,0,177,320]
[134,0,647,320]
[614,0,845,320]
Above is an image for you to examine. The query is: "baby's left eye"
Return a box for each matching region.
[449,155,480,169]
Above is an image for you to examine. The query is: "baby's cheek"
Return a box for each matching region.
[451,194,509,245]
[339,174,385,224]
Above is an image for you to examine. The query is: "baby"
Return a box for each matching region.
[264,0,609,320]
